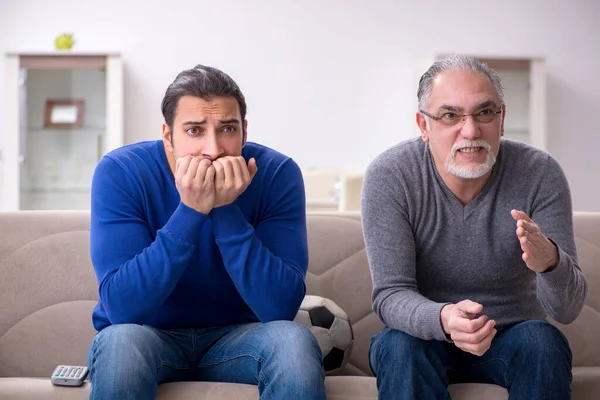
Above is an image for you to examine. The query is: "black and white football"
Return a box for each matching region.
[294,295,354,375]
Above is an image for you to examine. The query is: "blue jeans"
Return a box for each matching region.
[369,320,572,400]
[88,320,326,400]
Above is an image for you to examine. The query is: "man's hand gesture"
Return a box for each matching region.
[441,300,497,356]
[175,156,216,215]
[213,156,258,208]
[511,210,559,273]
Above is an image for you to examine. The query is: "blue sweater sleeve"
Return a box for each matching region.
[90,156,208,325]
[210,159,308,322]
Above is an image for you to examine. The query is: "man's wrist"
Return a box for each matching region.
[196,205,213,215]
[543,241,560,273]
[440,303,452,335]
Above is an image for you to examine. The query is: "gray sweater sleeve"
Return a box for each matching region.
[531,156,587,324]
[361,160,449,341]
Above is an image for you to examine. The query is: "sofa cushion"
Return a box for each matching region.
[1,211,600,400]
[0,378,90,400]
[0,379,258,400]
[2,370,599,400]
[0,211,96,349]
[571,367,600,399]
[325,376,377,399]
[547,215,600,367]
[305,213,384,376]
[0,377,376,400]
[0,301,96,378]
[156,382,259,399]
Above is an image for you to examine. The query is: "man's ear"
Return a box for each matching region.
[416,112,429,143]
[242,120,248,148]
[162,123,173,152]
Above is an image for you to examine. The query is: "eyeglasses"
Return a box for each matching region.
[420,109,502,127]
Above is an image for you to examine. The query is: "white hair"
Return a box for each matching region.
[418,54,504,111]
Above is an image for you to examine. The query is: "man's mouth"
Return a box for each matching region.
[458,147,483,153]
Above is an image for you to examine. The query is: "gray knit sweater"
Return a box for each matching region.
[361,138,587,341]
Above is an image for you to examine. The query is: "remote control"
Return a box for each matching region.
[50,365,89,387]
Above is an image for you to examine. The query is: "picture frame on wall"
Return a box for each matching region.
[44,99,84,128]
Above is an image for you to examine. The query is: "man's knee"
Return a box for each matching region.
[370,328,445,374]
[505,320,572,365]
[88,324,165,398]
[261,320,322,361]
[254,320,325,393]
[89,324,162,369]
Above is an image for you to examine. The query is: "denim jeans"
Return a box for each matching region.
[369,320,572,400]
[88,320,326,400]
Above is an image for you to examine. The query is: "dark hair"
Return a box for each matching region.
[161,65,247,130]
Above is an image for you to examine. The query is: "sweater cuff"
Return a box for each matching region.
[163,202,209,244]
[423,301,451,341]
[210,203,250,239]
[537,245,571,290]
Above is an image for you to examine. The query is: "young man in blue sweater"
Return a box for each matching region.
[87,65,326,399]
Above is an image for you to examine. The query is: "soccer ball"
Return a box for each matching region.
[294,295,354,375]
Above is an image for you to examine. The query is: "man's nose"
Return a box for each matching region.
[202,132,224,159]
[459,115,479,140]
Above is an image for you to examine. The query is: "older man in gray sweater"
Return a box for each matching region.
[362,54,587,400]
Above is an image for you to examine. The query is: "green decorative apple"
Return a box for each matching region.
[55,33,75,50]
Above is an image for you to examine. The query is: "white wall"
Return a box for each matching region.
[1,0,599,211]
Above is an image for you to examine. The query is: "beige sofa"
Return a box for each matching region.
[0,211,599,399]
